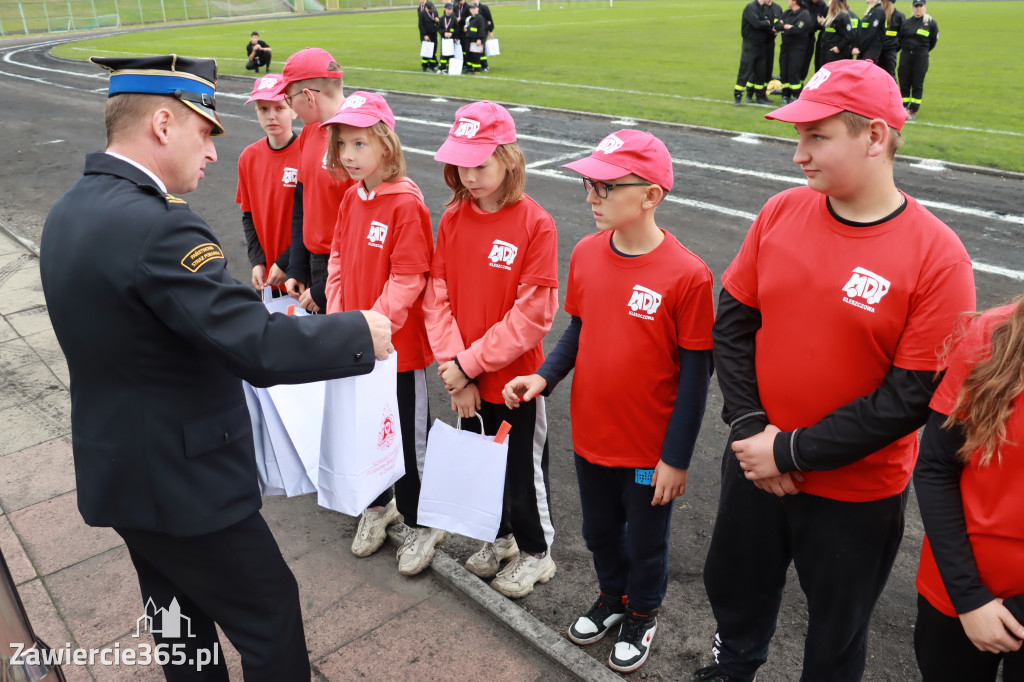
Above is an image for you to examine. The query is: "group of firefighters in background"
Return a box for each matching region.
[736,0,938,120]
[418,0,495,74]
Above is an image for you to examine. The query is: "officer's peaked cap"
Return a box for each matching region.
[90,54,225,136]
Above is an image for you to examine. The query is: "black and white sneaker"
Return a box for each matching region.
[693,664,756,681]
[567,593,625,645]
[608,610,657,673]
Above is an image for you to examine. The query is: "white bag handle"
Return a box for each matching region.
[455,413,487,435]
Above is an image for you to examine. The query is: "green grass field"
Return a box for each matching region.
[48,0,1024,172]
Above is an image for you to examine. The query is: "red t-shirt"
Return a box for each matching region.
[564,230,715,468]
[430,194,559,403]
[236,136,300,269]
[297,123,354,254]
[328,182,434,372]
[722,187,975,502]
[916,304,1024,617]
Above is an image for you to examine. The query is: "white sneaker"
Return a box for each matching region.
[396,526,448,576]
[490,551,556,599]
[350,498,401,557]
[465,535,520,579]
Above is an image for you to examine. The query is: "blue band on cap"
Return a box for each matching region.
[108,73,215,101]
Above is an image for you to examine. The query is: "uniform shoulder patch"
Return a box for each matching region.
[181,243,225,272]
[165,193,188,205]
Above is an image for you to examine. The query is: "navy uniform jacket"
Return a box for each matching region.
[40,153,376,537]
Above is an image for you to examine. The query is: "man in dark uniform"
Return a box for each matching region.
[734,0,778,105]
[438,2,460,73]
[799,0,827,78]
[39,55,393,681]
[464,2,488,74]
[245,31,272,73]
[477,2,494,71]
[898,0,938,120]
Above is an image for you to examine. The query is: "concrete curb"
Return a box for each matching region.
[387,523,622,682]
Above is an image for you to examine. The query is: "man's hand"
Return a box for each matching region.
[360,310,394,360]
[439,360,470,393]
[451,382,481,419]
[733,424,782,480]
[502,374,547,409]
[284,277,306,300]
[297,288,320,313]
[752,472,803,496]
[267,263,287,287]
[251,264,266,290]
[959,600,1024,653]
[651,460,688,505]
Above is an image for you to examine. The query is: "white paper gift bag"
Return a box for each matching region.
[441,38,456,56]
[420,40,435,58]
[417,415,509,543]
[262,287,307,317]
[317,353,405,516]
[485,38,500,56]
[469,42,484,53]
[447,56,464,75]
[243,382,287,496]
[255,381,323,496]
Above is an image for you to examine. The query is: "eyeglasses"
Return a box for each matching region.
[582,177,651,198]
[283,88,320,107]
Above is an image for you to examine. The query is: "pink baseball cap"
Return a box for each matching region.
[244,73,287,104]
[434,101,517,167]
[324,91,395,130]
[562,129,674,192]
[766,59,907,131]
[281,47,343,85]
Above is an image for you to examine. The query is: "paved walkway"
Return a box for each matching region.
[0,227,612,681]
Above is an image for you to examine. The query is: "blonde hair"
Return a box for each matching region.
[943,296,1024,467]
[825,0,850,26]
[443,143,526,209]
[836,111,904,158]
[882,0,895,25]
[325,121,406,183]
[288,66,344,98]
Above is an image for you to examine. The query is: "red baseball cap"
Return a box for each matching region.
[766,59,907,131]
[281,47,343,85]
[324,91,395,129]
[244,73,287,104]
[434,101,517,167]
[562,129,674,192]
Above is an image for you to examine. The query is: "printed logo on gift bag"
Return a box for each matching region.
[378,404,397,451]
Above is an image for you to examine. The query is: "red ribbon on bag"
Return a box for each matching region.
[494,421,511,444]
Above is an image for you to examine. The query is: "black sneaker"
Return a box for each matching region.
[567,593,625,645]
[693,664,756,681]
[608,609,657,673]
[733,93,743,106]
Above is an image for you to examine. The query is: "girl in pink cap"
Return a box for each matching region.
[424,100,559,598]
[321,92,442,576]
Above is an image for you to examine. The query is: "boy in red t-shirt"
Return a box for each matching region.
[236,73,299,294]
[503,130,715,674]
[694,60,976,682]
[278,48,355,312]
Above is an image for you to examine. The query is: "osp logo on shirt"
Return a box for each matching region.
[627,284,662,320]
[596,134,624,154]
[487,240,517,270]
[281,167,298,188]
[367,220,389,248]
[453,117,481,138]
[841,266,890,312]
[340,94,367,110]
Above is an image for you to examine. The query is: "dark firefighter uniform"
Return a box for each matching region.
[800,0,827,78]
[779,5,812,102]
[419,2,440,71]
[898,6,938,115]
[437,4,459,72]
[857,2,886,64]
[879,6,905,78]
[40,56,377,682]
[464,5,487,73]
[820,8,859,63]
[478,2,494,71]
[735,0,779,104]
